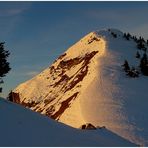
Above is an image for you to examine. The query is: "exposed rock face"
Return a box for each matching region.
[8,92,38,108]
[50,92,79,120]
[80,123,97,130]
[8,91,20,103]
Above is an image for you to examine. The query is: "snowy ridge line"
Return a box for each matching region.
[9,28,148,146]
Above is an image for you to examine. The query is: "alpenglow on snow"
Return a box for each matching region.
[9,29,148,146]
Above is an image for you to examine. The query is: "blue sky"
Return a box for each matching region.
[1,1,148,97]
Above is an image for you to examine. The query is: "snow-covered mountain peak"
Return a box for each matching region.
[95,28,123,39]
[64,31,105,59]
[10,28,148,146]
[56,28,124,59]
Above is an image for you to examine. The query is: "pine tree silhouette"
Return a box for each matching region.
[136,51,140,58]
[122,60,130,72]
[140,53,148,75]
[0,42,11,92]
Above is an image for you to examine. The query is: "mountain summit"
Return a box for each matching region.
[10,28,148,146]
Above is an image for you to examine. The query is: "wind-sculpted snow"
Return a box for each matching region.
[11,28,148,146]
[0,97,136,146]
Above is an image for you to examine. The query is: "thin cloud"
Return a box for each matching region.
[0,2,31,17]
[86,10,121,21]
[25,71,39,77]
[9,70,40,77]
[85,8,148,24]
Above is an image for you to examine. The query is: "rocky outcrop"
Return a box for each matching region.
[80,123,97,130]
[8,91,38,108]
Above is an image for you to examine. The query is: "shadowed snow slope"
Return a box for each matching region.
[0,97,136,146]
[11,28,148,146]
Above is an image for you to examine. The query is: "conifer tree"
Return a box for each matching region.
[140,53,148,75]
[127,66,139,78]
[137,41,145,50]
[136,51,140,58]
[0,42,11,92]
[122,60,130,72]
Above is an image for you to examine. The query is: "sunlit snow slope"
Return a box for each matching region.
[11,29,148,146]
[0,97,136,146]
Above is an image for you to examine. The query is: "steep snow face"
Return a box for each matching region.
[0,97,136,146]
[13,31,106,128]
[12,29,148,146]
[80,29,148,146]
